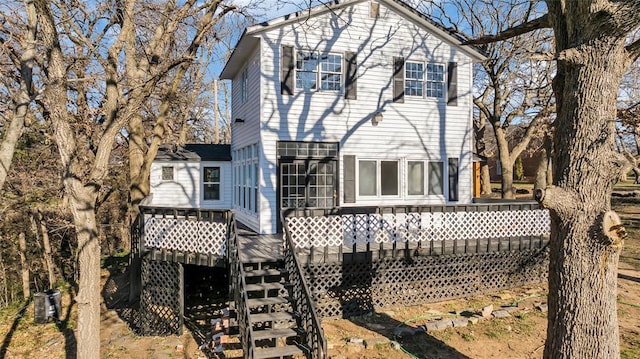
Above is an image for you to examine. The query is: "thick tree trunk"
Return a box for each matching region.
[540,27,628,357]
[18,233,30,299]
[534,148,548,190]
[70,193,101,359]
[480,163,492,195]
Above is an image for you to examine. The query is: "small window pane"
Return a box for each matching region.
[381,161,398,196]
[405,62,424,97]
[359,160,377,196]
[204,184,220,200]
[161,166,174,181]
[204,167,220,182]
[408,161,424,195]
[426,63,445,98]
[428,162,444,195]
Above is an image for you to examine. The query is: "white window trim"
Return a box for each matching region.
[356,159,401,199]
[202,166,222,202]
[404,60,446,99]
[404,159,448,198]
[161,165,175,182]
[233,144,259,215]
[240,67,249,104]
[295,50,343,92]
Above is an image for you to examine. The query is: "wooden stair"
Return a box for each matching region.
[243,260,307,359]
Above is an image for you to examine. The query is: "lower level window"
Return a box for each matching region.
[203,167,220,200]
[358,160,399,196]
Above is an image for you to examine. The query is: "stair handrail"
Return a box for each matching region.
[281,213,327,359]
[228,214,257,358]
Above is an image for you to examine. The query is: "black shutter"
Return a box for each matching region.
[448,158,459,201]
[344,52,357,100]
[447,62,458,106]
[281,45,294,95]
[393,56,405,103]
[343,155,356,203]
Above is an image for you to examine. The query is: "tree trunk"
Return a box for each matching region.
[18,233,30,299]
[0,0,37,191]
[540,16,629,356]
[534,147,548,190]
[36,210,56,288]
[480,163,492,195]
[68,191,101,359]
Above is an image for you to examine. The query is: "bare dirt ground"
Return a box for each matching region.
[0,187,638,359]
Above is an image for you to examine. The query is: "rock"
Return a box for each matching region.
[468,316,480,325]
[503,306,520,313]
[364,337,389,349]
[481,304,494,318]
[390,341,402,350]
[452,318,469,328]
[349,337,364,345]
[175,344,184,352]
[424,322,439,332]
[435,319,453,330]
[497,292,513,300]
[492,310,511,319]
[393,326,419,337]
[535,303,548,312]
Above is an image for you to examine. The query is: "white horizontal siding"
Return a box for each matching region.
[253,0,475,233]
[149,160,232,210]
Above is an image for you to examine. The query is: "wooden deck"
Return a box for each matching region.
[237,228,283,262]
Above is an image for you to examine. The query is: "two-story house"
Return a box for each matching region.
[219,0,485,235]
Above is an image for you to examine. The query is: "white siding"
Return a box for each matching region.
[230,46,262,231]
[149,160,232,209]
[231,0,476,233]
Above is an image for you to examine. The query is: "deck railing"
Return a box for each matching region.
[283,203,550,263]
[137,206,229,265]
[227,215,257,358]
[282,213,327,359]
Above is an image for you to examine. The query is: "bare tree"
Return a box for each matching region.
[0,1,37,191]
[466,0,640,356]
[427,0,555,199]
[26,0,241,356]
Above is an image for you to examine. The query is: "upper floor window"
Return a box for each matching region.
[296,51,342,91]
[426,63,445,98]
[241,68,248,103]
[404,61,445,98]
[203,167,221,201]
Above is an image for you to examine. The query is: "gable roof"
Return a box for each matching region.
[155,144,231,162]
[220,0,487,79]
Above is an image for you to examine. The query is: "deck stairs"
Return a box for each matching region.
[242,258,307,359]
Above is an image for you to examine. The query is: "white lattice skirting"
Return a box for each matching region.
[144,217,227,256]
[286,210,551,248]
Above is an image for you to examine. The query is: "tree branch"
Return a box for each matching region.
[463,14,550,45]
[627,37,640,62]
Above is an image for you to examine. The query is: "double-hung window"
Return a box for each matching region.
[426,63,445,98]
[203,167,221,201]
[296,50,342,91]
[404,61,445,98]
[358,160,399,197]
[405,62,424,97]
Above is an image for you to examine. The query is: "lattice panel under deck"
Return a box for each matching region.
[304,249,549,319]
[144,217,227,255]
[286,209,550,248]
[139,258,183,335]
